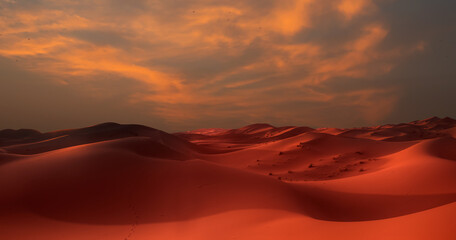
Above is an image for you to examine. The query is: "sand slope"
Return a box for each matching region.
[1,117,456,239]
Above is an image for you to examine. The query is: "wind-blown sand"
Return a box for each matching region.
[1,117,455,239]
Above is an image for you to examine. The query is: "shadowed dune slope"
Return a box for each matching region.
[0,139,454,224]
[1,122,198,155]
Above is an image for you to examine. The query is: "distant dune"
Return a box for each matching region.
[1,117,456,240]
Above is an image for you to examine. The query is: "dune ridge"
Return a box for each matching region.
[1,117,455,239]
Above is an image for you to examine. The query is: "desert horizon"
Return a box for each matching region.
[2,115,456,136]
[1,116,456,239]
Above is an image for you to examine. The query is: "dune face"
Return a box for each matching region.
[1,118,456,240]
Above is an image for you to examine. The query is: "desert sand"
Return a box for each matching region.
[1,117,455,240]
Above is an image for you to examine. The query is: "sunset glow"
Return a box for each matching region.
[1,1,456,239]
[1,0,454,131]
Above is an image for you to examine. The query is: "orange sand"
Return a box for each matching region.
[1,117,455,239]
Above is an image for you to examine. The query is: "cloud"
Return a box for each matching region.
[1,0,452,131]
[337,0,373,20]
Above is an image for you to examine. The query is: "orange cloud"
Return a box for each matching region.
[343,88,399,123]
[313,24,389,82]
[337,0,373,19]
[266,0,313,35]
[0,35,74,56]
[0,0,425,126]
[0,9,91,35]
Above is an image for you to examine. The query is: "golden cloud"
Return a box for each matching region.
[0,0,426,125]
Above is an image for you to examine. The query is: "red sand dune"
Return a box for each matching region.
[1,117,456,240]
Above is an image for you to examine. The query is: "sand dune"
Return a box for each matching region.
[1,122,197,155]
[1,117,455,239]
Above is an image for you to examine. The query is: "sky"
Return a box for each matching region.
[0,0,455,132]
